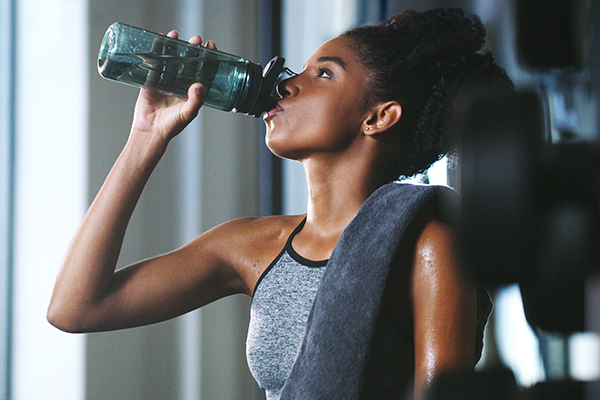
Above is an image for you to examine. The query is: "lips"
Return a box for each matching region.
[263,103,283,120]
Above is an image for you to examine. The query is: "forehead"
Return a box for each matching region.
[307,36,359,68]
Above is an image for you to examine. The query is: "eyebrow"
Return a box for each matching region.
[317,56,347,70]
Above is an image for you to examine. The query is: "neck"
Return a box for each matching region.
[287,134,389,261]
[301,152,386,237]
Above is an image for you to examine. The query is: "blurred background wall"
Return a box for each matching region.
[6,0,265,399]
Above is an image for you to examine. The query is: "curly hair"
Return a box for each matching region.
[343,8,513,181]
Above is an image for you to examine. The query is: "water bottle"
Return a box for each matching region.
[98,22,290,117]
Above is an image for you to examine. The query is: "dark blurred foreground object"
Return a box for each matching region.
[424,367,519,400]
[425,369,600,400]
[447,2,599,397]
[458,88,600,334]
[517,0,590,69]
[524,380,583,400]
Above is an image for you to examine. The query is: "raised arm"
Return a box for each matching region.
[411,217,479,400]
[47,33,245,333]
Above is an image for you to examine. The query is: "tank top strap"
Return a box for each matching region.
[284,216,307,252]
[285,217,328,268]
[253,216,308,295]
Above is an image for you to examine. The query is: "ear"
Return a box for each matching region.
[362,101,402,136]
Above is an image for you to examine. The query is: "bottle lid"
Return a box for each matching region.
[237,56,288,117]
[248,56,286,117]
[224,56,297,117]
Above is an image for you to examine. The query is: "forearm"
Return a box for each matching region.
[47,135,167,332]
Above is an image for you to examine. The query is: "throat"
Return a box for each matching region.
[291,220,344,261]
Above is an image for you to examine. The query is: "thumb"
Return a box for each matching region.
[180,83,205,121]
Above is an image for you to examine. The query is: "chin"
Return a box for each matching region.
[265,139,304,161]
[265,141,291,160]
[265,129,288,158]
[264,126,311,161]
[265,135,284,158]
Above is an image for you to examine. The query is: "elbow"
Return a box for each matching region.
[46,300,87,333]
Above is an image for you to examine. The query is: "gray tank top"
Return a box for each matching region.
[246,218,327,400]
[246,219,415,399]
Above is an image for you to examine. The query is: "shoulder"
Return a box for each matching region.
[410,216,461,286]
[410,215,476,319]
[382,215,464,341]
[205,214,305,244]
[196,214,306,293]
[415,216,456,256]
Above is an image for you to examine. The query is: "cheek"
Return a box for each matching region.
[309,97,357,129]
[263,95,364,157]
[322,99,364,134]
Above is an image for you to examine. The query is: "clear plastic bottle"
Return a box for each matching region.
[98,22,287,117]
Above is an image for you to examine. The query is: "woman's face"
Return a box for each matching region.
[263,36,371,161]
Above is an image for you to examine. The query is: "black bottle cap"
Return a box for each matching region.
[248,56,286,117]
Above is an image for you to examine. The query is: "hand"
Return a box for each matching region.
[129,31,218,145]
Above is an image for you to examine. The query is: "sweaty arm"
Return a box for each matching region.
[46,33,246,333]
[411,216,478,400]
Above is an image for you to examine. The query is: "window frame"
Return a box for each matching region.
[0,0,16,396]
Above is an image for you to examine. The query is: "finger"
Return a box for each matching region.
[204,40,217,50]
[189,35,202,46]
[166,30,178,39]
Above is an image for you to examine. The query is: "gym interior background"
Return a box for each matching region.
[1,0,599,399]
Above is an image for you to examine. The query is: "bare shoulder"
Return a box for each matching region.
[411,215,463,287]
[202,214,305,250]
[383,216,461,333]
[190,214,306,294]
[414,217,457,263]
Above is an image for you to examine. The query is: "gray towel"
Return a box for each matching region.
[279,182,470,399]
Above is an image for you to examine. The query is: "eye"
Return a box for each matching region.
[317,68,333,79]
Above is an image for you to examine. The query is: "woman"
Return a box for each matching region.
[48,8,511,400]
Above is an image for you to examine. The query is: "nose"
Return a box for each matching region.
[276,78,292,98]
[275,69,299,99]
